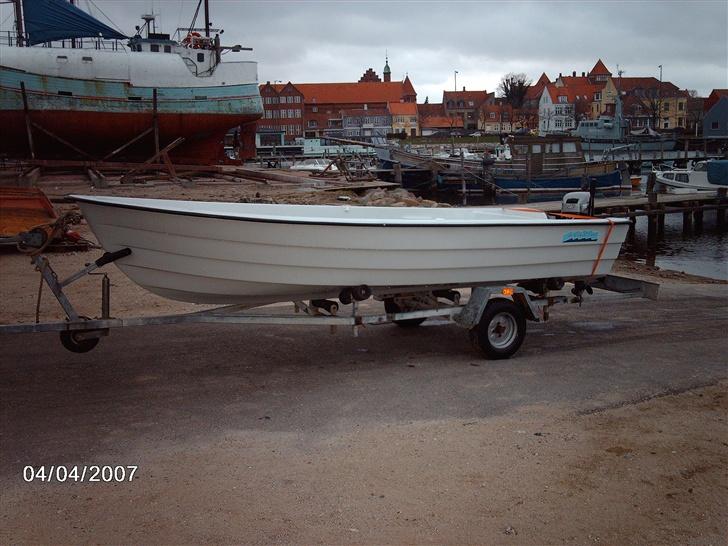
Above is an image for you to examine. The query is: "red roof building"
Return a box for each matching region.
[443,88,495,131]
[256,64,418,142]
[417,103,463,135]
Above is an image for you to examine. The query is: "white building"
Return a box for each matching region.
[538,85,576,135]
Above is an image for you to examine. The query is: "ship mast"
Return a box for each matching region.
[203,0,210,37]
[13,0,24,46]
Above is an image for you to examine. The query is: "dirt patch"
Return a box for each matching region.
[1,381,725,544]
[613,257,727,284]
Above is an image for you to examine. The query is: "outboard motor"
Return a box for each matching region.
[561,192,591,215]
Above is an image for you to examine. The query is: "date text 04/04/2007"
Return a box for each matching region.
[23,465,138,483]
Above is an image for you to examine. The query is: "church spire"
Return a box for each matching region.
[383,51,391,82]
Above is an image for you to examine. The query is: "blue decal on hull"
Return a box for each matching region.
[562,230,599,243]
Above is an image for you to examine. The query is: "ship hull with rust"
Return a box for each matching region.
[0,57,263,165]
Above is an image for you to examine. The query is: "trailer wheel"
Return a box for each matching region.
[60,331,100,353]
[384,298,426,327]
[472,299,526,359]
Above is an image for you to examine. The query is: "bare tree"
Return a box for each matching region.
[497,73,532,109]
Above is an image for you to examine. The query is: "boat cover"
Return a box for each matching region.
[707,160,728,186]
[23,0,127,45]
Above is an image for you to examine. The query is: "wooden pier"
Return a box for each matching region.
[517,185,727,265]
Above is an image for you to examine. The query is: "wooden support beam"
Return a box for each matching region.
[30,121,95,160]
[20,82,36,160]
[101,127,154,161]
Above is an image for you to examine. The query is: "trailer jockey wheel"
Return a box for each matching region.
[471,299,526,359]
[384,298,426,328]
[59,331,100,353]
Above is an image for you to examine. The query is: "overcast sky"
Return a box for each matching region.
[3,1,726,99]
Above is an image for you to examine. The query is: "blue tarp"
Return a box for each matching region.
[23,0,127,45]
[707,160,728,186]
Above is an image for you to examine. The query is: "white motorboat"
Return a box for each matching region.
[289,158,338,173]
[73,196,630,305]
[654,161,727,192]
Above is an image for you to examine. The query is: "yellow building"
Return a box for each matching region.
[389,102,419,136]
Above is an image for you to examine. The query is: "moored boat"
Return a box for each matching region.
[490,134,627,201]
[655,160,728,192]
[74,195,630,305]
[0,0,263,164]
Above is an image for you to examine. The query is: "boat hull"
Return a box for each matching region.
[0,64,263,164]
[0,108,260,164]
[580,138,677,153]
[494,170,624,193]
[75,197,630,305]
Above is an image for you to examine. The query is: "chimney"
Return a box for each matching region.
[559,72,562,78]
[462,86,466,91]
[572,71,576,77]
[582,72,585,77]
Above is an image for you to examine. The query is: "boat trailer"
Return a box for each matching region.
[0,249,659,358]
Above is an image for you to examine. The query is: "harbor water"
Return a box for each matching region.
[621,212,727,280]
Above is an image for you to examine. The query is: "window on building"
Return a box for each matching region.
[164,45,171,53]
[312,106,318,112]
[664,102,670,111]
[489,112,495,119]
[150,44,159,52]
[712,121,719,130]
[555,119,563,128]
[563,142,577,153]
[558,96,567,103]
[468,101,474,107]
[295,96,301,103]
[197,53,204,62]
[663,120,669,129]
[594,92,601,101]
[295,109,301,118]
[555,106,563,115]
[308,120,317,128]
[678,101,684,111]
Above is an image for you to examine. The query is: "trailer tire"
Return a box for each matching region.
[384,298,426,327]
[60,331,100,353]
[472,298,526,359]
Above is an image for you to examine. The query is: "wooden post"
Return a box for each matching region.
[461,151,466,206]
[693,203,703,232]
[657,205,665,240]
[152,88,160,157]
[393,162,402,185]
[646,190,657,265]
[682,209,692,233]
[20,82,35,159]
[646,170,656,196]
[717,187,726,227]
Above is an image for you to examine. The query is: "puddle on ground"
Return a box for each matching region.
[568,321,616,331]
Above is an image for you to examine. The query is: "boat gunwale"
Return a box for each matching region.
[73,196,631,228]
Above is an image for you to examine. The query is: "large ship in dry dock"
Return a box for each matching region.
[0,0,263,164]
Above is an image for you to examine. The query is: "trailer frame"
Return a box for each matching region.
[0,249,659,357]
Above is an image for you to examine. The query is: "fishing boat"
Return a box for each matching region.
[490,134,627,201]
[0,0,263,164]
[655,160,728,192]
[73,195,630,305]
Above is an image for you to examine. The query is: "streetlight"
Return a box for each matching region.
[658,65,663,130]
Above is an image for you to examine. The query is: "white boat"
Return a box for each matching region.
[73,195,630,305]
[289,158,338,173]
[654,161,727,192]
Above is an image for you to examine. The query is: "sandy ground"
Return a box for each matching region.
[1,176,727,544]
